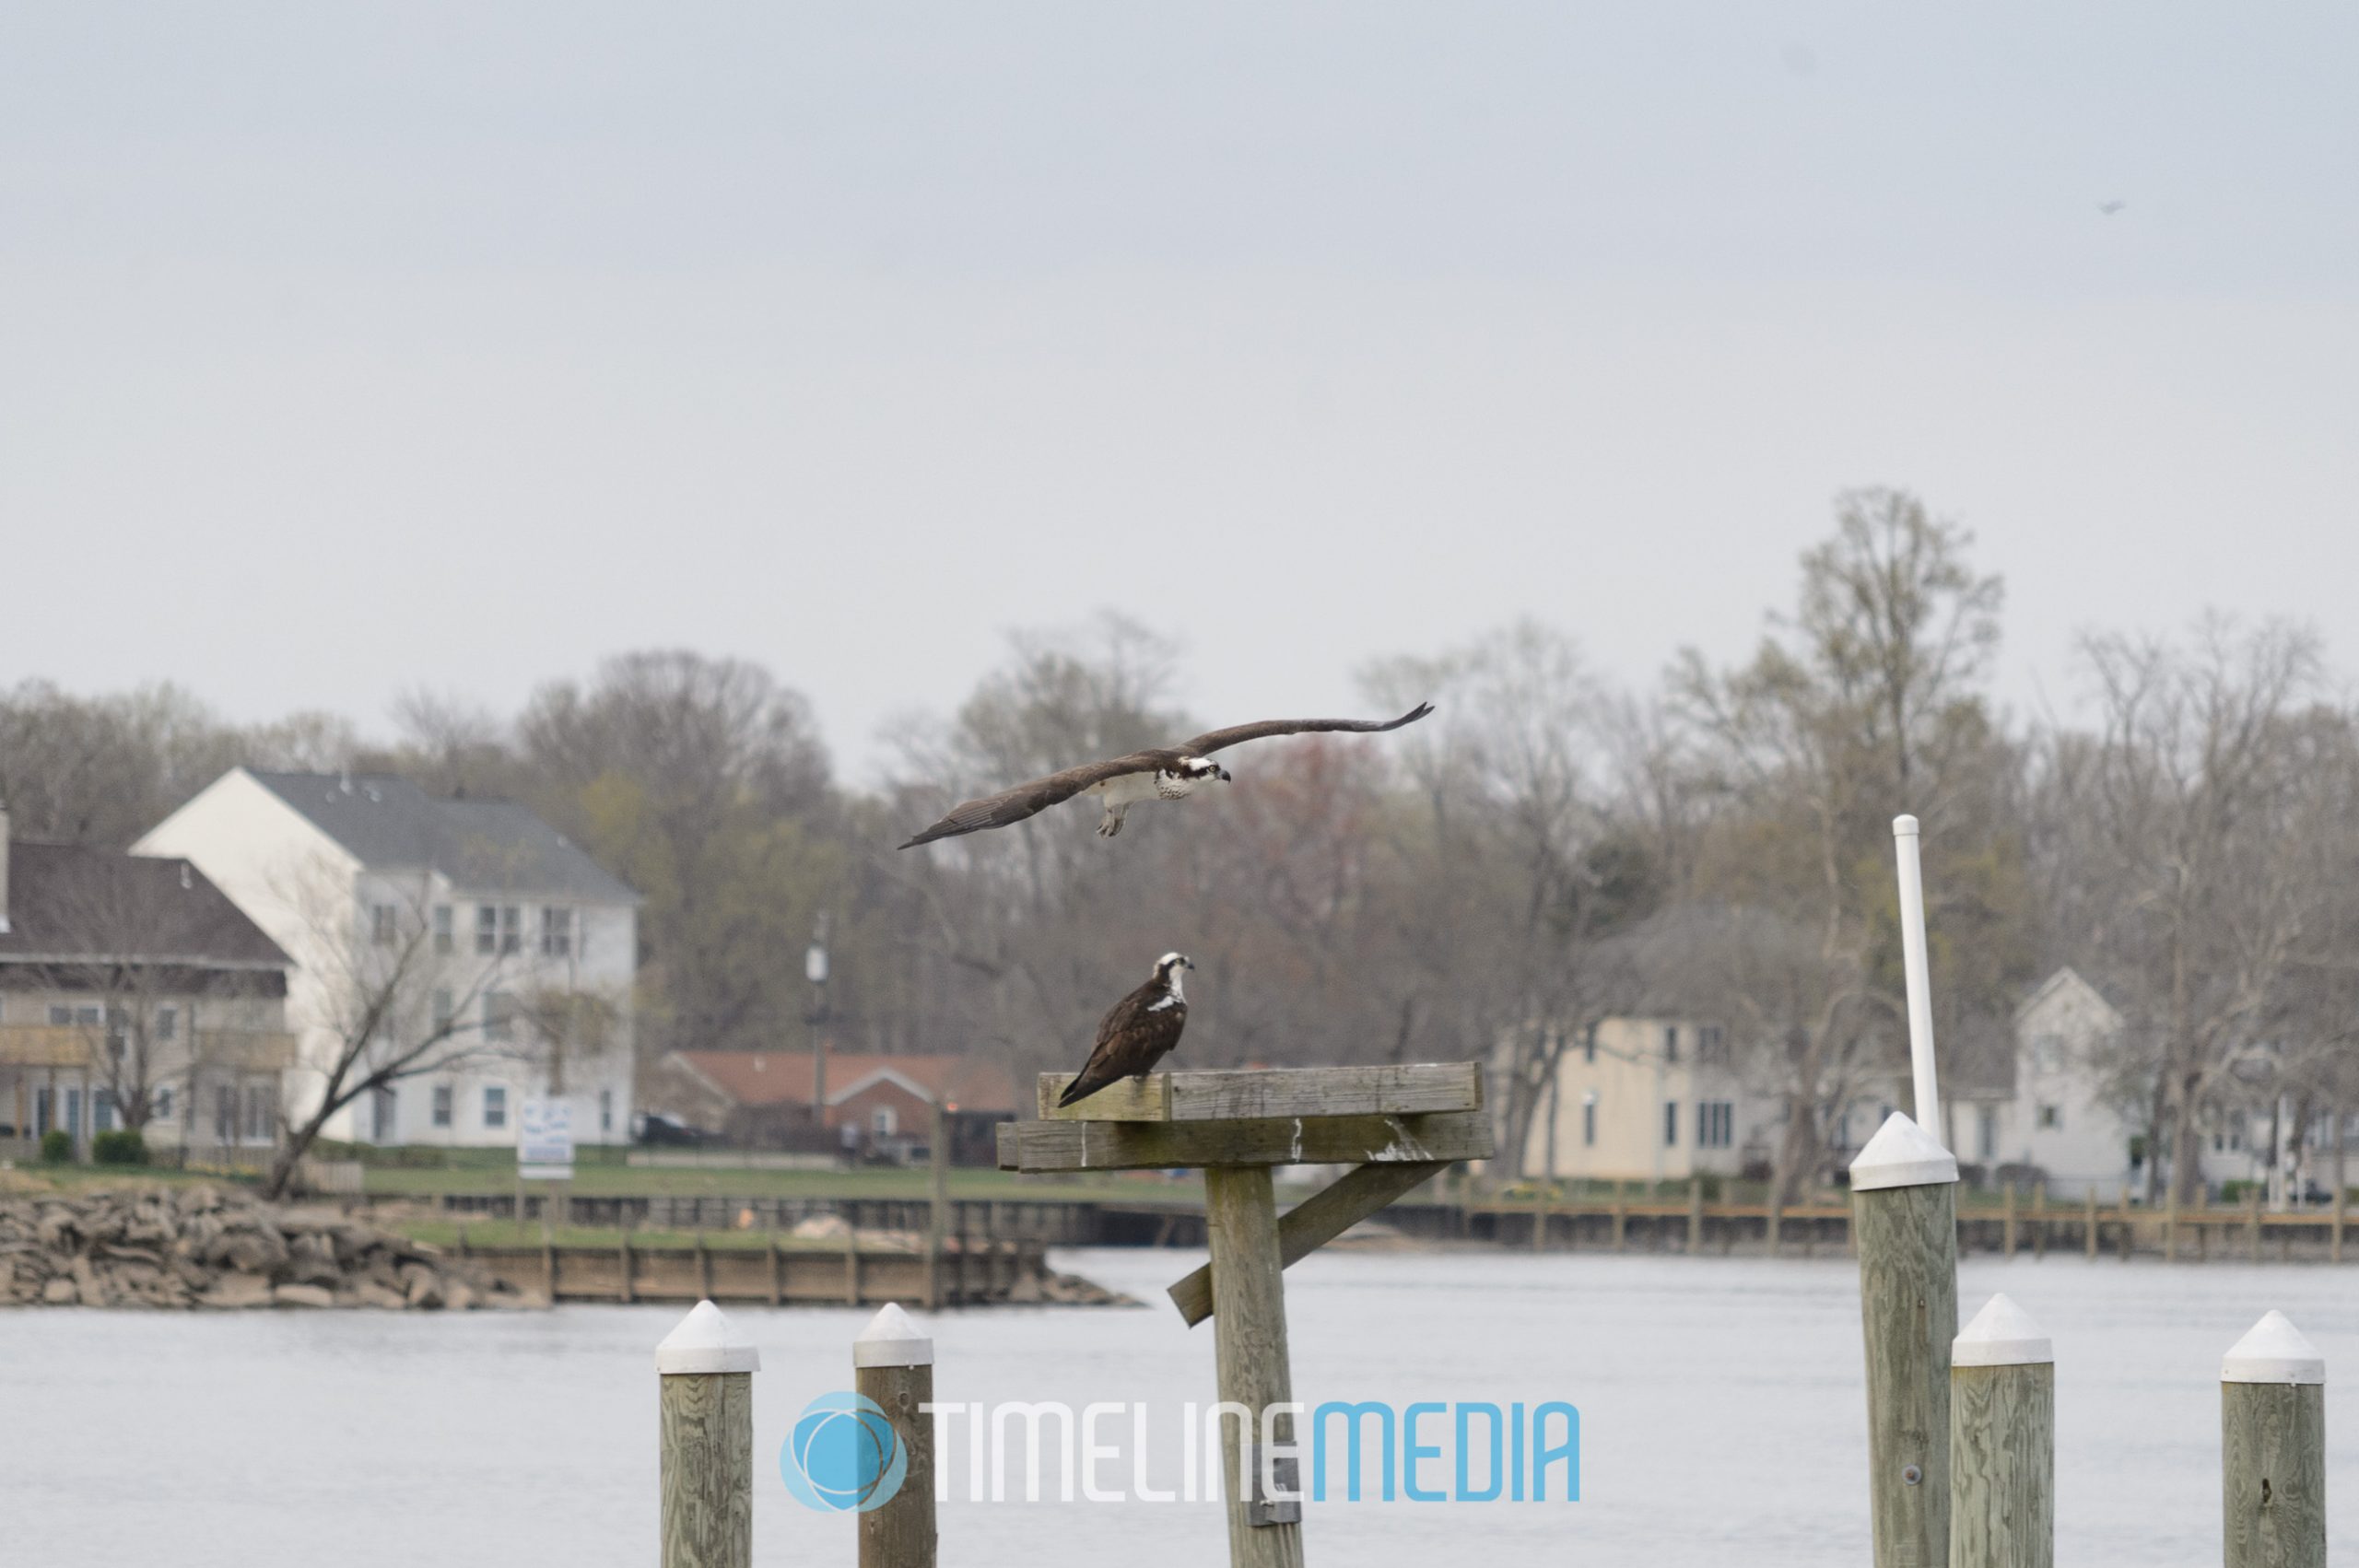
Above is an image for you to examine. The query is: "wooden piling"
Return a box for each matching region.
[2333,1182,2346,1266]
[925,1101,948,1313]
[1532,1187,1550,1252]
[1950,1293,2054,1568]
[2221,1311,2326,1568]
[2164,1188,2179,1263]
[2002,1184,2017,1258]
[2083,1190,2097,1261]
[1611,1184,1627,1254]
[1766,1192,1783,1257]
[1688,1177,1706,1254]
[855,1304,938,1568]
[1203,1165,1305,1568]
[1850,1113,1961,1568]
[767,1235,782,1307]
[656,1301,757,1568]
[619,1223,635,1305]
[2031,1186,2047,1260]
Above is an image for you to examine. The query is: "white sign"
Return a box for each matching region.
[518,1097,574,1180]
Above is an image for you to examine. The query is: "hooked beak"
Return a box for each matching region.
[1183,958,1198,970]
[1217,768,1232,783]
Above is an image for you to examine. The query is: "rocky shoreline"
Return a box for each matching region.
[0,1187,530,1310]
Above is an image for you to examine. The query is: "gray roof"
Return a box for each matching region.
[247,771,640,904]
[0,841,291,975]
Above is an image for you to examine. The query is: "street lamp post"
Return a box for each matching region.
[806,914,831,1164]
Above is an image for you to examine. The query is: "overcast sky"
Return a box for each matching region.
[6,5,2356,780]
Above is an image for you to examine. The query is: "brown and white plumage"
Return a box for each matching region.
[1057,953,1194,1108]
[898,702,1435,848]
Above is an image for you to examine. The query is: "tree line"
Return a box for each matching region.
[6,487,2353,1200]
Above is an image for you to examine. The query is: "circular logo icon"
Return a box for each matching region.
[781,1391,907,1513]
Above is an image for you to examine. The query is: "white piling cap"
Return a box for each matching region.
[854,1302,934,1368]
[1953,1293,2053,1367]
[1848,1111,1959,1191]
[2222,1310,2325,1386]
[1893,814,1920,837]
[655,1299,761,1375]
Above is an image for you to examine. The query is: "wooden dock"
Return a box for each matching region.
[454,1235,1049,1307]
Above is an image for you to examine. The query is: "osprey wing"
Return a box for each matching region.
[1180,701,1435,757]
[898,750,1168,849]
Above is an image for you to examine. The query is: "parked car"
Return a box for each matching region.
[632,1111,716,1147]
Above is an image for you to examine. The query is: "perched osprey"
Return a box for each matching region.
[1058,953,1194,1108]
[898,702,1436,848]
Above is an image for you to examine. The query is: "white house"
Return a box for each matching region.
[135,769,640,1149]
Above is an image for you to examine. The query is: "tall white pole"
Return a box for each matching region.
[1893,814,1943,1149]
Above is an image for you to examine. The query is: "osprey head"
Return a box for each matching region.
[1155,951,1196,980]
[1176,756,1231,785]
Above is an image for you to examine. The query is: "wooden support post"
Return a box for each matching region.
[855,1305,938,1568]
[2165,1187,2179,1263]
[2031,1185,2047,1260]
[656,1301,757,1568]
[619,1223,635,1305]
[926,1101,948,1313]
[2083,1189,2098,1261]
[1766,1192,1783,1257]
[1950,1294,2054,1568]
[2247,1184,2262,1262]
[2001,1183,2016,1258]
[844,1231,862,1307]
[696,1231,713,1299]
[1203,1165,1304,1568]
[1850,1114,1960,1568]
[1612,1184,1627,1254]
[2221,1312,2326,1568]
[1532,1187,1549,1252]
[2333,1182,2346,1266]
[767,1235,782,1307]
[1688,1177,1706,1255]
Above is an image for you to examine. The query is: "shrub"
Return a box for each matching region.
[39,1129,74,1164]
[91,1129,149,1166]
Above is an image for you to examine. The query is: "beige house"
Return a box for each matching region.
[0,805,297,1162]
[1517,1017,1768,1184]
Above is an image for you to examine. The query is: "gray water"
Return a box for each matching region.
[3,1247,2353,1566]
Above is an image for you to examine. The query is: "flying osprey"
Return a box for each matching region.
[898,702,1436,848]
[1057,953,1194,1108]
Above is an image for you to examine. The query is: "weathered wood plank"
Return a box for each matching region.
[1035,1062,1482,1123]
[997,1110,1491,1173]
[1035,1074,1172,1121]
[857,1361,937,1568]
[1168,1160,1448,1327]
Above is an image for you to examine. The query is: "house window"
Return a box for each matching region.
[154,1087,173,1121]
[599,1088,614,1134]
[64,1088,82,1136]
[484,992,516,1042]
[1663,1101,1680,1147]
[541,907,572,957]
[1697,1024,1726,1064]
[156,1006,178,1041]
[1582,1094,1597,1147]
[371,904,399,945]
[475,905,499,955]
[370,1087,397,1143]
[432,989,455,1033]
[2036,1105,2062,1131]
[500,906,522,954]
[1977,1106,1997,1161]
[483,1085,508,1129]
[1696,1101,1733,1149]
[431,1084,453,1129]
[243,1084,273,1141]
[1663,1025,1680,1063]
[94,1092,118,1133]
[872,1105,898,1137]
[215,1085,236,1143]
[1582,1025,1597,1066]
[433,906,453,954]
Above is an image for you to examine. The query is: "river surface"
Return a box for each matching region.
[4,1247,2354,1565]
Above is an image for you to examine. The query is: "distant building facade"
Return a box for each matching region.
[652,1049,1019,1165]
[0,802,296,1160]
[135,770,639,1150]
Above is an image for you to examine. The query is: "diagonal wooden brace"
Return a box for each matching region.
[1168,1160,1449,1328]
